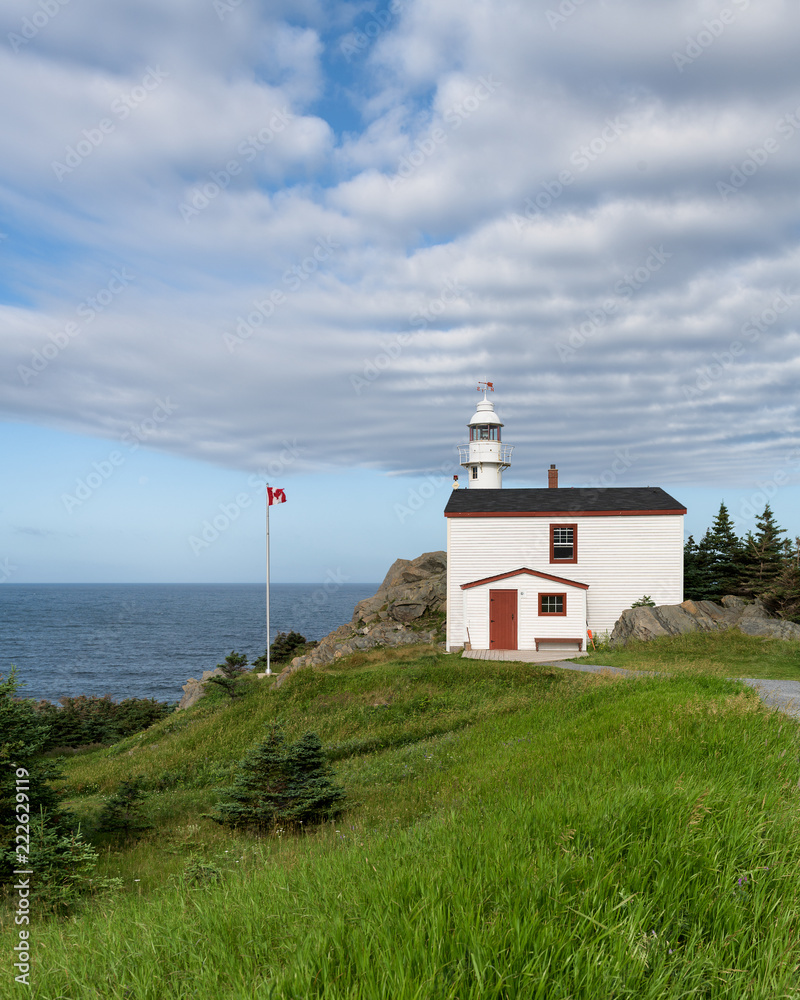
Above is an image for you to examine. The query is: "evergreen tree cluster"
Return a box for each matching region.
[684,502,800,622]
[33,694,173,749]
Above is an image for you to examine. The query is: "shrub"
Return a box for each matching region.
[631,595,656,608]
[213,725,346,831]
[207,651,248,699]
[253,632,317,669]
[174,857,223,888]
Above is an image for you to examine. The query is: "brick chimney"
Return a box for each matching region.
[548,464,558,488]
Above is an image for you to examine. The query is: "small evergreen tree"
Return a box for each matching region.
[214,725,345,831]
[97,776,153,840]
[1,669,113,910]
[207,650,248,698]
[17,816,119,914]
[684,533,713,600]
[1,670,61,823]
[704,502,744,599]
[1,670,66,880]
[761,536,800,623]
[739,504,788,598]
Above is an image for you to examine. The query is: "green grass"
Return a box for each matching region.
[575,629,800,680]
[4,638,800,998]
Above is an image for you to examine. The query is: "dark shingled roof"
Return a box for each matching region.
[444,487,686,515]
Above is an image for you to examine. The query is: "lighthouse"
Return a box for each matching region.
[457,382,513,489]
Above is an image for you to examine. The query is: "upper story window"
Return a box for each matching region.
[550,524,577,563]
[470,425,501,441]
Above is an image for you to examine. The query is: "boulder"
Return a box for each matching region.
[737,617,800,640]
[610,596,800,646]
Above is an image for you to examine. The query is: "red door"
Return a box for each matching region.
[489,590,517,650]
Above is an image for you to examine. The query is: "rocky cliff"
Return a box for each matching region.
[610,595,800,646]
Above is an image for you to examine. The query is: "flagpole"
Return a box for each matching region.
[265,484,271,676]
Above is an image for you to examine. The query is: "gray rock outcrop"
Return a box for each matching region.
[353,551,447,624]
[610,596,800,646]
[273,620,440,689]
[177,667,225,710]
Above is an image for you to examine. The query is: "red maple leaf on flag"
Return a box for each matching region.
[267,487,286,505]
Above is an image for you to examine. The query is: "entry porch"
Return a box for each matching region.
[460,648,590,662]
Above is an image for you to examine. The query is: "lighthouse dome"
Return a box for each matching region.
[468,398,503,426]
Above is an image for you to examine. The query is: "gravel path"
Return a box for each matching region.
[734,679,800,720]
[538,661,800,721]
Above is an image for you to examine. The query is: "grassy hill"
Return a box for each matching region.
[575,629,800,681]
[4,636,800,998]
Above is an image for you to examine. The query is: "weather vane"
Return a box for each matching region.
[477,381,494,392]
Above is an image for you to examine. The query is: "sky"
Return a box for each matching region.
[1,0,799,584]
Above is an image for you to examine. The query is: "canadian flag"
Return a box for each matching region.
[267,487,286,506]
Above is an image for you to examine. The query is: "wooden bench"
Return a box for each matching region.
[534,637,583,652]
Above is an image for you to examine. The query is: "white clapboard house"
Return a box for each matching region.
[444,388,686,653]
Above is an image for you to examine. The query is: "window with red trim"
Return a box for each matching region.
[550,523,577,563]
[539,593,566,616]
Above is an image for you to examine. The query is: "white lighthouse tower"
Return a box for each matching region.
[457,382,513,489]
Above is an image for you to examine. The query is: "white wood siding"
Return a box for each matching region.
[446,514,684,649]
[463,575,587,650]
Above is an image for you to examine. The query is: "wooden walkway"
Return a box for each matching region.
[461,649,590,663]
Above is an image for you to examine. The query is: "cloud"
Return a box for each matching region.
[0,0,799,505]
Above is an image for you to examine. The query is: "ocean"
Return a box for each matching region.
[0,583,378,705]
